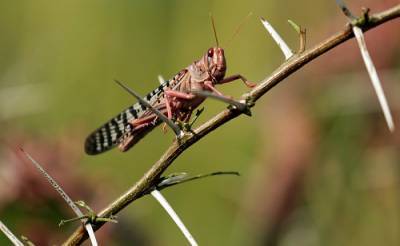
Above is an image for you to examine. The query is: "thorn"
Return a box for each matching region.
[157,171,240,190]
[191,90,252,116]
[336,0,370,27]
[0,220,24,246]
[352,26,395,132]
[19,150,99,246]
[260,17,293,60]
[335,0,356,20]
[157,172,189,187]
[151,190,198,246]
[333,2,394,132]
[114,79,184,137]
[20,150,84,216]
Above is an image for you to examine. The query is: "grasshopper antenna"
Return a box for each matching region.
[226,12,253,47]
[209,13,220,47]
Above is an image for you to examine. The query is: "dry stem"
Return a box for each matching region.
[63,5,400,245]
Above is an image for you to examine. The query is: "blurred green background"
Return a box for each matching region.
[0,0,399,245]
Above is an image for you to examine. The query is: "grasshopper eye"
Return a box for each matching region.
[207,49,214,64]
[208,49,214,57]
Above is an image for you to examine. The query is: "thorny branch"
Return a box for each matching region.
[64,5,400,245]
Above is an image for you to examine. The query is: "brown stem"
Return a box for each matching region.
[63,4,400,245]
[299,28,306,53]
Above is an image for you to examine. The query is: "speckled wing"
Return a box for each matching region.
[84,80,171,155]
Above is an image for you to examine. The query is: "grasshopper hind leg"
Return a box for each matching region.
[118,117,161,152]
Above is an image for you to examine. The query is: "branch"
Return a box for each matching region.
[63,5,400,245]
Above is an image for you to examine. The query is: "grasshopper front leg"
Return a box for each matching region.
[202,79,253,116]
[162,89,197,133]
[205,73,256,100]
[219,74,256,88]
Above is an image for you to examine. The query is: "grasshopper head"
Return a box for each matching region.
[206,47,226,83]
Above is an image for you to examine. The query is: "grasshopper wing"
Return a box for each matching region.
[84,103,146,155]
[84,80,172,155]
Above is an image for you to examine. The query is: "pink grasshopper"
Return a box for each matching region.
[85,20,255,155]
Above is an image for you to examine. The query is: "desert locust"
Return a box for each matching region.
[85,18,255,155]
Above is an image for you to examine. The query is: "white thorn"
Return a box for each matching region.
[261,18,294,60]
[353,26,395,132]
[0,220,24,246]
[158,75,165,85]
[84,224,98,246]
[22,151,98,246]
[151,190,198,246]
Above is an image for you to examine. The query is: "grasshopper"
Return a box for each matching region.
[84,18,255,155]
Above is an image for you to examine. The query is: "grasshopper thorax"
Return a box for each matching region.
[205,47,226,83]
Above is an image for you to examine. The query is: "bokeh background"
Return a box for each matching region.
[0,0,399,245]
